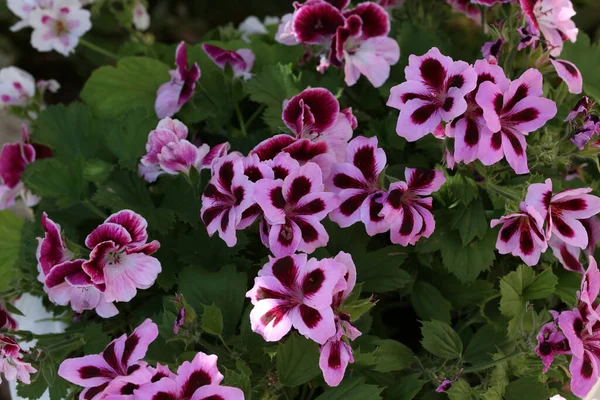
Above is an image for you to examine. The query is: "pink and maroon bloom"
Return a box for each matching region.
[517,25,541,51]
[445,59,510,165]
[254,162,339,256]
[445,0,481,23]
[519,0,578,57]
[475,68,557,174]
[481,38,505,63]
[326,136,389,236]
[380,168,446,246]
[292,0,345,45]
[536,318,571,373]
[36,212,118,318]
[246,253,346,344]
[550,59,582,94]
[0,304,17,330]
[566,96,593,122]
[201,154,255,247]
[275,13,299,46]
[387,47,477,142]
[155,42,201,119]
[58,319,158,400]
[202,44,255,80]
[435,369,463,393]
[82,210,162,303]
[134,352,244,400]
[571,116,600,150]
[0,335,36,384]
[490,203,548,266]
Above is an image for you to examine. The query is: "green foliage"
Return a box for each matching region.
[276,333,321,387]
[201,304,224,337]
[503,377,550,400]
[411,280,452,323]
[315,377,384,400]
[562,33,600,100]
[440,225,497,282]
[371,339,415,372]
[421,320,463,360]
[0,211,24,291]
[353,246,412,292]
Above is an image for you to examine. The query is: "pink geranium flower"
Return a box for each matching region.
[380,168,446,246]
[481,38,504,63]
[490,203,548,266]
[82,210,162,303]
[0,304,17,330]
[155,42,201,119]
[387,47,477,141]
[7,0,53,31]
[292,0,345,45]
[58,319,158,400]
[571,116,600,150]
[475,68,557,174]
[246,253,346,344]
[254,162,339,256]
[445,0,481,23]
[0,67,36,108]
[536,317,571,373]
[551,59,582,94]
[0,128,38,210]
[472,0,511,4]
[134,352,244,400]
[0,335,36,384]
[29,0,92,56]
[202,44,255,80]
[519,0,578,57]
[327,136,389,236]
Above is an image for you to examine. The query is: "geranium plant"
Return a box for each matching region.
[1,0,600,399]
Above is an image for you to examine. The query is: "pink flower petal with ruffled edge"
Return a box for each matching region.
[293,1,345,44]
[551,59,582,94]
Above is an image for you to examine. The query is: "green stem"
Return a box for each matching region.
[245,104,266,130]
[235,104,247,137]
[480,6,487,34]
[197,83,219,110]
[462,351,522,373]
[83,200,108,219]
[217,334,233,354]
[79,38,120,61]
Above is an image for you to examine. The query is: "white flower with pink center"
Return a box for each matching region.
[0,67,36,108]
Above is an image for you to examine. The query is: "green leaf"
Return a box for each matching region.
[223,367,252,400]
[16,375,48,400]
[353,246,411,292]
[554,268,581,305]
[438,278,495,308]
[41,358,56,386]
[83,323,110,354]
[385,374,426,400]
[245,63,301,130]
[372,339,415,372]
[4,302,25,316]
[48,376,71,400]
[421,320,463,360]
[201,304,224,336]
[340,295,376,322]
[411,281,452,324]
[451,198,488,245]
[447,173,479,205]
[178,265,247,337]
[81,56,170,118]
[447,380,475,400]
[159,175,200,226]
[439,227,496,282]
[561,33,600,100]
[315,376,384,400]
[523,269,559,301]
[23,158,86,207]
[0,211,24,291]
[464,324,509,365]
[503,377,550,400]
[276,333,321,387]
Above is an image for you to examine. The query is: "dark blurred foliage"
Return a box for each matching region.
[0,0,598,105]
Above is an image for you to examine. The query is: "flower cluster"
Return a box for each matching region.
[0,66,60,112]
[491,179,600,269]
[36,210,162,317]
[9,0,92,56]
[139,117,228,182]
[0,125,52,210]
[566,97,600,150]
[276,0,400,88]
[536,257,600,398]
[388,47,557,174]
[0,335,36,385]
[58,319,244,400]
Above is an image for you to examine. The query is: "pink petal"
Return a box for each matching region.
[551,59,582,94]
[524,178,552,221]
[345,136,387,183]
[175,352,223,398]
[283,88,340,135]
[396,98,442,141]
[58,355,115,387]
[569,352,598,398]
[501,129,529,175]
[290,304,336,345]
[85,222,133,249]
[360,191,390,236]
[294,215,331,254]
[269,219,302,257]
[251,135,297,161]
[155,80,184,119]
[504,97,557,134]
[105,210,149,248]
[343,2,389,38]
[282,162,324,204]
[404,47,453,90]
[405,168,446,195]
[191,385,245,400]
[254,179,286,225]
[103,252,161,302]
[475,81,503,133]
[44,259,86,289]
[319,339,353,387]
[298,256,344,309]
[293,1,345,44]
[249,298,294,342]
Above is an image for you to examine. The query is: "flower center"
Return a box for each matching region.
[107,251,123,266]
[55,20,69,36]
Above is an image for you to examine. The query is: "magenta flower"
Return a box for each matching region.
[445,59,510,165]
[58,319,158,399]
[551,59,582,94]
[29,0,92,56]
[524,179,600,250]
[0,335,36,384]
[254,162,339,256]
[201,154,255,247]
[571,116,600,150]
[481,38,504,63]
[566,96,593,122]
[536,319,571,373]
[293,0,345,45]
[155,42,201,119]
[36,213,119,318]
[445,0,481,23]
[517,25,541,51]
[252,88,355,171]
[435,369,463,393]
[380,168,446,246]
[387,47,477,142]
[329,3,400,88]
[490,203,548,266]
[202,44,255,80]
[548,217,600,274]
[0,67,35,107]
[134,352,243,400]
[235,154,275,231]
[82,210,162,303]
[519,0,578,56]
[326,136,389,236]
[475,68,557,174]
[246,253,346,344]
[0,304,17,330]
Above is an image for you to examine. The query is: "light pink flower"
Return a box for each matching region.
[549,217,600,274]
[132,0,150,31]
[58,319,158,399]
[551,59,582,94]
[275,13,300,45]
[202,44,255,80]
[134,352,243,400]
[475,68,557,174]
[155,42,201,119]
[246,253,346,344]
[490,203,548,266]
[519,0,578,57]
[517,25,541,51]
[566,96,593,122]
[82,210,161,303]
[30,0,91,56]
[0,335,36,384]
[387,47,477,141]
[0,67,36,108]
[380,168,446,246]
[7,0,53,31]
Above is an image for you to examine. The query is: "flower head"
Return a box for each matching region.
[155,42,201,119]
[0,67,36,108]
[0,335,36,384]
[0,304,17,331]
[132,0,150,31]
[202,44,255,80]
[293,0,345,45]
[519,0,578,56]
[536,319,571,373]
[7,0,53,31]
